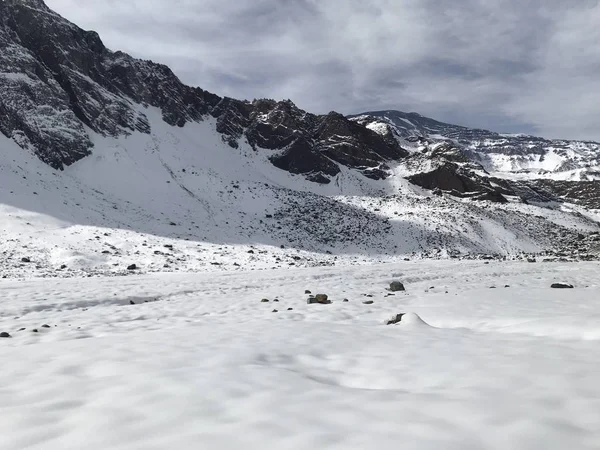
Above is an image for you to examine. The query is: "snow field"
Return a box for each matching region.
[0,260,599,449]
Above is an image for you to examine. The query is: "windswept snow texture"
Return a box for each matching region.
[1,261,600,449]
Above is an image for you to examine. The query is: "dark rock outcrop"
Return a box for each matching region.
[407,161,509,203]
[389,281,405,292]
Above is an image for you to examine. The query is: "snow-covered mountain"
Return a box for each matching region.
[0,0,404,183]
[1,0,599,279]
[352,110,600,181]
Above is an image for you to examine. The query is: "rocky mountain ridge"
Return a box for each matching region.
[0,0,404,183]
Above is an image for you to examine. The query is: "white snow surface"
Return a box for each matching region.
[1,260,599,449]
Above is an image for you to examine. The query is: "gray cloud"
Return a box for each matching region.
[45,0,600,140]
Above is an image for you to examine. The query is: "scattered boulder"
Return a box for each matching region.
[315,294,329,303]
[386,314,405,325]
[21,257,31,263]
[272,309,278,313]
[32,329,39,333]
[308,294,331,304]
[551,283,574,289]
[41,324,50,328]
[127,264,138,271]
[287,308,294,311]
[261,298,270,303]
[305,290,312,294]
[389,281,405,292]
[343,298,349,302]
[363,300,374,305]
[0,332,10,338]
[130,300,136,305]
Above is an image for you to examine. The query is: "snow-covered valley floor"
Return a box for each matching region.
[1,260,599,449]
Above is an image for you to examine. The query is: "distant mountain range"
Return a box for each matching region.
[351,110,600,181]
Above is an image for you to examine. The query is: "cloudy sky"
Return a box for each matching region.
[45,0,600,140]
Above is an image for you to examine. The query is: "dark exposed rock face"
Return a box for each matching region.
[551,283,574,289]
[409,163,482,194]
[210,98,408,182]
[0,0,220,169]
[530,179,600,209]
[403,143,512,203]
[0,0,408,182]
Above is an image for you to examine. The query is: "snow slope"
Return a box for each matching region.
[0,260,599,449]
[2,106,599,280]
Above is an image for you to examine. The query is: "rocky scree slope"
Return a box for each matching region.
[0,0,405,183]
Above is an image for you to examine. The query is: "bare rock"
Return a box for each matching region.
[386,314,405,325]
[389,281,405,292]
[551,283,574,289]
[308,294,331,304]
